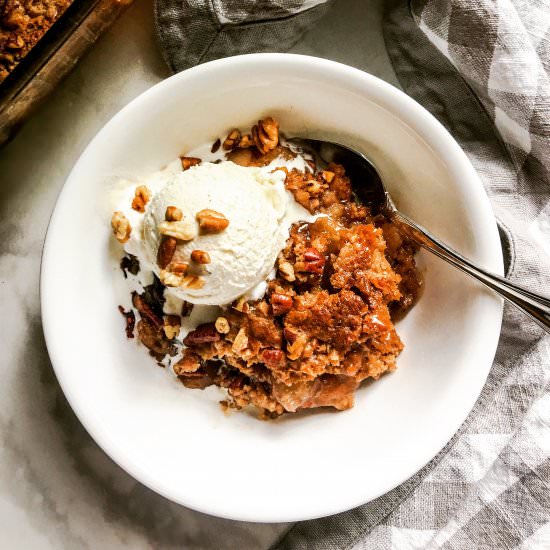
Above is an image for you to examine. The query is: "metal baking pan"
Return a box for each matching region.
[0,0,133,146]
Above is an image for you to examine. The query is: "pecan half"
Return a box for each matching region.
[184,323,220,346]
[191,249,211,264]
[180,156,201,170]
[111,211,131,243]
[271,293,293,315]
[223,129,241,150]
[165,206,183,221]
[196,209,229,234]
[303,247,325,274]
[131,185,151,213]
[157,236,177,269]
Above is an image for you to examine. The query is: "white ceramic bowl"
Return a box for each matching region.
[41,54,503,522]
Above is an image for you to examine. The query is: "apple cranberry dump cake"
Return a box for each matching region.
[0,0,74,82]
[111,116,421,418]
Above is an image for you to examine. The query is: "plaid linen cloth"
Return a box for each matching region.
[154,0,550,548]
[155,0,332,72]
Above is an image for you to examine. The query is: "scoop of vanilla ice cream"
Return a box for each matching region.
[141,161,309,305]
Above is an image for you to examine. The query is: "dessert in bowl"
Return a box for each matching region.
[41,54,503,521]
[110,117,422,418]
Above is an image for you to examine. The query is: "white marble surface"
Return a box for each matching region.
[0,0,397,547]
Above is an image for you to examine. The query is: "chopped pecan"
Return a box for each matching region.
[118,306,135,338]
[262,348,285,367]
[191,249,211,264]
[132,292,163,329]
[6,36,24,49]
[157,236,177,269]
[120,254,140,278]
[233,296,247,312]
[252,117,279,154]
[170,262,189,275]
[180,156,201,170]
[284,327,299,344]
[196,209,229,234]
[211,138,221,154]
[184,275,205,289]
[111,211,131,243]
[165,206,183,221]
[271,293,293,315]
[322,170,335,183]
[179,371,215,389]
[163,315,181,340]
[184,323,220,346]
[215,316,230,334]
[136,319,175,360]
[160,270,204,289]
[305,180,323,194]
[159,269,184,287]
[174,350,202,374]
[287,332,308,360]
[238,134,254,148]
[278,259,296,282]
[158,220,197,241]
[131,185,151,213]
[256,300,270,316]
[223,129,241,150]
[303,247,325,274]
[181,275,204,290]
[232,328,248,352]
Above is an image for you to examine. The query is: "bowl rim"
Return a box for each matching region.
[41,53,504,523]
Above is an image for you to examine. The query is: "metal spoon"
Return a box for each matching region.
[287,137,550,334]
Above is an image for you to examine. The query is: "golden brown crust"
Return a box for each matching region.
[127,118,422,418]
[0,0,74,82]
[173,154,420,417]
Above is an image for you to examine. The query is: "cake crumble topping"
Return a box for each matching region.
[113,117,422,419]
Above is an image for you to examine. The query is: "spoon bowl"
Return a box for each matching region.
[289,136,550,334]
[287,137,390,213]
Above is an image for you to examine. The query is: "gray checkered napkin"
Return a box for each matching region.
[154,0,550,548]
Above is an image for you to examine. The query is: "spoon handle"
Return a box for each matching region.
[393,211,550,334]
